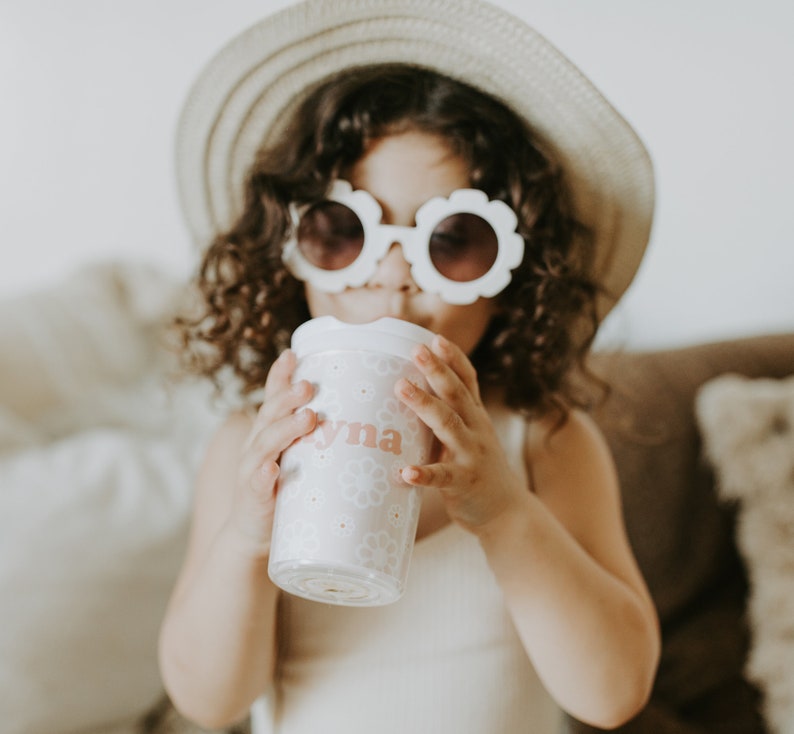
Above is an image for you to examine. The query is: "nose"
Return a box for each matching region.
[369,241,418,293]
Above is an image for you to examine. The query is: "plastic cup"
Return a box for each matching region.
[268,316,435,606]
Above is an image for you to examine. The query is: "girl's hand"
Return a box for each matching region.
[228,349,316,555]
[395,334,527,533]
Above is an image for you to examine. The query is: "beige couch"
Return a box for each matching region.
[2,263,791,734]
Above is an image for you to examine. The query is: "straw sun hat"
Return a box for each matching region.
[176,0,654,319]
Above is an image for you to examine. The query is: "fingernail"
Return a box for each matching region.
[402,466,420,482]
[291,380,309,396]
[414,345,431,364]
[398,378,417,398]
[435,334,450,351]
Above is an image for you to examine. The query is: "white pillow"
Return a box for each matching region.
[0,377,220,734]
[0,262,224,734]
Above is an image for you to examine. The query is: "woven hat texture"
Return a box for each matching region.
[176,0,654,317]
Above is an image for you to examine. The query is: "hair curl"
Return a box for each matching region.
[175,64,603,418]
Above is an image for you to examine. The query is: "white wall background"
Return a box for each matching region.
[1,0,792,350]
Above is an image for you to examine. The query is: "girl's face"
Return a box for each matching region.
[302,130,497,355]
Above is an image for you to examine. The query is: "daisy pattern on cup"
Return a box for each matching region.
[327,356,348,377]
[377,396,420,444]
[281,520,320,558]
[331,513,355,537]
[340,457,389,507]
[387,504,406,528]
[389,458,409,486]
[356,530,400,575]
[311,447,334,468]
[361,353,404,376]
[352,381,376,402]
[303,487,326,511]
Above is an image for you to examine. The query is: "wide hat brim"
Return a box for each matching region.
[176,0,654,320]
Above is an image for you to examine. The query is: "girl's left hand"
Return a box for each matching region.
[395,334,528,533]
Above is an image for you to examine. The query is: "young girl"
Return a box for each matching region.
[159,2,660,732]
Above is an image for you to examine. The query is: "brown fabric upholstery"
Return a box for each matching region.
[567,333,794,733]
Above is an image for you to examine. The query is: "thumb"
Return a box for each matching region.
[232,460,281,549]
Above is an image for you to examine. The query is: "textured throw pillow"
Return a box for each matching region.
[0,261,179,427]
[0,263,222,734]
[696,374,794,734]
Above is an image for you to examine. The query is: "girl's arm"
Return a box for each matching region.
[480,411,659,728]
[397,336,660,730]
[158,351,315,729]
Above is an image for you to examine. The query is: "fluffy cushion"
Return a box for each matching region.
[0,263,222,734]
[696,374,794,734]
[0,262,177,430]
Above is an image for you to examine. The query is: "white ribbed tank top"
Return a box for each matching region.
[251,401,563,733]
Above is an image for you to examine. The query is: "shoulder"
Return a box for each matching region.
[526,408,612,476]
[525,409,621,547]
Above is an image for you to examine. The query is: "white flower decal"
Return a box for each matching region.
[356,531,400,575]
[340,457,389,507]
[332,513,355,537]
[387,504,406,528]
[362,353,405,376]
[280,520,320,558]
[377,396,420,438]
[352,381,376,402]
[303,487,326,511]
[328,356,348,377]
[389,459,408,486]
[312,447,334,468]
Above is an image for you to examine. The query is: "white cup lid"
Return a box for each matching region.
[291,316,435,361]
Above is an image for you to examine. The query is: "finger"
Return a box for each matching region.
[250,349,314,435]
[401,462,456,489]
[432,334,482,402]
[395,377,469,452]
[251,376,314,437]
[411,343,481,424]
[246,459,280,503]
[263,349,297,402]
[243,406,316,466]
[233,459,281,545]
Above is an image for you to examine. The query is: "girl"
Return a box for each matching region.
[159,2,660,732]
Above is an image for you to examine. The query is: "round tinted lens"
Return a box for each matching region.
[297,200,365,271]
[428,213,499,282]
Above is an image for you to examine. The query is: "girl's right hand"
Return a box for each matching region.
[227,349,316,556]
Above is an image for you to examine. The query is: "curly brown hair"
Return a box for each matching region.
[176,64,602,418]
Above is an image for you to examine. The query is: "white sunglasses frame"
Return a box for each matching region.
[281,180,525,305]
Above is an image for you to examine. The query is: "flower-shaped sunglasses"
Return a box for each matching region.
[282,180,525,305]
